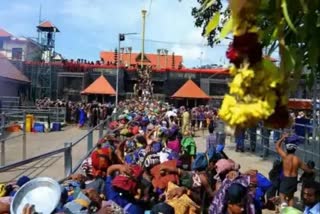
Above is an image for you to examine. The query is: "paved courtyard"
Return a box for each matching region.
[0,126,100,182]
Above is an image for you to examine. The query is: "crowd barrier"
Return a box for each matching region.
[1,106,66,124]
[0,116,111,181]
[0,111,27,165]
[244,123,320,172]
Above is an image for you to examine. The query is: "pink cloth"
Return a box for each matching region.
[0,197,12,205]
[167,139,180,153]
[215,159,239,175]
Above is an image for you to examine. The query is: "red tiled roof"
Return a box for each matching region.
[81,75,116,95]
[171,79,210,99]
[288,99,312,110]
[0,54,30,83]
[100,51,184,69]
[38,21,54,28]
[0,28,12,37]
[37,21,60,32]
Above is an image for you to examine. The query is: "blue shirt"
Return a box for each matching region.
[304,202,320,214]
[105,176,144,214]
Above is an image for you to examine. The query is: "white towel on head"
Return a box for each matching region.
[286,143,297,150]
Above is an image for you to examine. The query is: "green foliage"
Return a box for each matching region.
[219,17,233,40]
[191,0,320,88]
[191,0,229,47]
[205,12,220,36]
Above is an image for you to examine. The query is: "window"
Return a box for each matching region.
[12,48,23,60]
[209,82,229,96]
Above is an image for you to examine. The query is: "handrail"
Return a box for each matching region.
[0,116,111,173]
[0,148,66,172]
[72,118,110,147]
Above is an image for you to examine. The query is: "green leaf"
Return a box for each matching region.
[281,0,297,33]
[205,12,220,36]
[270,27,278,42]
[200,0,216,13]
[219,17,233,40]
[283,45,295,74]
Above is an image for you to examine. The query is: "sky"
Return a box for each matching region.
[0,0,231,67]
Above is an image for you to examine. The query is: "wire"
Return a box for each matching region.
[147,0,153,16]
[127,37,228,47]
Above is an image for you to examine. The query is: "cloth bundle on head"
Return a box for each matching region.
[108,121,118,130]
[159,127,169,137]
[91,147,111,177]
[167,138,180,154]
[125,152,138,164]
[151,160,179,190]
[147,123,154,131]
[285,134,302,151]
[191,147,216,171]
[152,141,162,153]
[214,159,239,178]
[126,115,133,121]
[125,140,136,153]
[281,207,302,214]
[0,184,5,197]
[16,176,30,187]
[181,137,196,156]
[144,153,161,169]
[141,117,149,125]
[81,157,93,176]
[118,114,126,120]
[64,189,91,213]
[112,165,143,195]
[166,182,200,214]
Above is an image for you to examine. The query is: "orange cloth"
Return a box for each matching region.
[150,160,179,190]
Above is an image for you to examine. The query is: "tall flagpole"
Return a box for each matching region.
[141,10,147,68]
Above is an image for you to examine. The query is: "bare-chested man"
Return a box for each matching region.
[275,133,314,207]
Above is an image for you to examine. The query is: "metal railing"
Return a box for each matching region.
[0,112,27,165]
[1,106,66,124]
[244,123,320,172]
[0,116,111,180]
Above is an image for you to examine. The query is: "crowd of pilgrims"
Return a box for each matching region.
[0,98,319,214]
[35,98,115,127]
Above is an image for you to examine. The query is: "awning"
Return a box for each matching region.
[81,75,116,95]
[171,79,210,99]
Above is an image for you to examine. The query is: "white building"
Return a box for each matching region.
[0,28,42,61]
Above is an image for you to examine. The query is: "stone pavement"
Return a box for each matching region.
[0,126,99,182]
[194,131,273,178]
